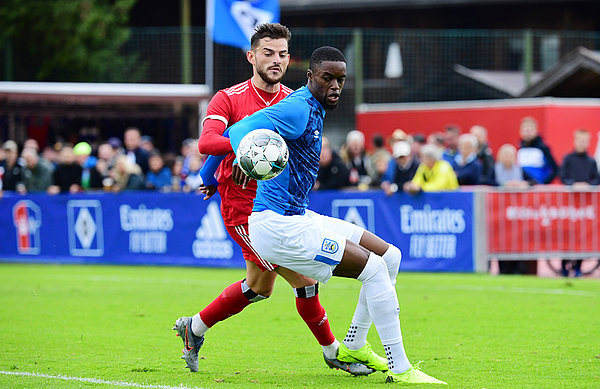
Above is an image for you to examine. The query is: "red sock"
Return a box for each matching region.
[199,280,251,327]
[296,294,336,346]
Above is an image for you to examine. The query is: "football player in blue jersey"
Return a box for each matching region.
[200,46,446,385]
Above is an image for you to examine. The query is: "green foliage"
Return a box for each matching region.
[0,264,599,388]
[0,0,144,82]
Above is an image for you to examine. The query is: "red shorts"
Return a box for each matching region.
[225,224,277,272]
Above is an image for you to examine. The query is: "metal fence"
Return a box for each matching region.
[3,28,600,134]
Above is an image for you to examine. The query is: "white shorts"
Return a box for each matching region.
[248,209,365,283]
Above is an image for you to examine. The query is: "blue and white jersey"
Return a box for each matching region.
[228,86,325,216]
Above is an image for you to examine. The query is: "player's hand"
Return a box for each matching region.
[232,163,252,189]
[198,184,217,200]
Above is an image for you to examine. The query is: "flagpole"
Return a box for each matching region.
[205,0,214,93]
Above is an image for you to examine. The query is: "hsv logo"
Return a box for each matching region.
[67,200,104,257]
[12,200,42,255]
[321,239,339,254]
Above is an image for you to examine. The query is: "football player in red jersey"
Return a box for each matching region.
[173,23,384,375]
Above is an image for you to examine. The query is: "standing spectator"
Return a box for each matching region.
[146,151,172,191]
[96,142,118,187]
[111,155,145,192]
[140,135,155,153]
[171,156,184,192]
[124,127,149,175]
[404,144,458,194]
[21,147,54,192]
[441,125,461,164]
[0,140,24,191]
[183,154,204,193]
[369,134,391,187]
[73,142,102,190]
[315,136,349,190]
[340,130,375,187]
[517,117,558,185]
[470,125,495,185]
[452,133,482,186]
[381,141,418,196]
[47,146,82,194]
[558,128,600,277]
[427,132,445,149]
[494,144,529,188]
[411,134,426,158]
[559,129,600,187]
[180,137,198,180]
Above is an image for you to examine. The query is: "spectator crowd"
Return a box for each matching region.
[0,127,207,196]
[314,116,599,197]
[2,117,599,198]
[1,117,599,277]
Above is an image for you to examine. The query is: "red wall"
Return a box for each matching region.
[356,99,600,164]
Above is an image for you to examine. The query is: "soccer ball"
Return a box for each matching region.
[237,129,289,180]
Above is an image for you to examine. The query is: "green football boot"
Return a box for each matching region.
[337,342,388,372]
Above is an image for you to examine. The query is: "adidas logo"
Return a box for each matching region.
[192,202,233,259]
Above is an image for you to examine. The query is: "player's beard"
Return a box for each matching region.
[257,66,284,86]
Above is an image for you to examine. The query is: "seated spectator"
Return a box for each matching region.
[452,133,482,185]
[146,152,173,191]
[517,116,558,184]
[470,125,495,185]
[21,147,54,192]
[404,144,458,194]
[47,146,82,194]
[112,155,145,192]
[0,140,24,191]
[381,141,418,196]
[180,138,199,180]
[387,129,408,149]
[340,130,375,187]
[558,128,600,277]
[183,154,205,193]
[74,142,102,190]
[494,144,529,188]
[315,136,349,190]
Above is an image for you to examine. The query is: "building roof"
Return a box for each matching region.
[0,82,211,104]
[519,47,600,97]
[280,0,585,12]
[454,64,543,96]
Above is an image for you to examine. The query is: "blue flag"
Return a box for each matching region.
[211,0,280,49]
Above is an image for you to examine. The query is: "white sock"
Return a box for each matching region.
[322,339,340,359]
[385,342,412,373]
[191,313,209,337]
[343,287,370,350]
[357,252,410,371]
[343,245,402,350]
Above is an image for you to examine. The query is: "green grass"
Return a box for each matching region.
[0,264,599,388]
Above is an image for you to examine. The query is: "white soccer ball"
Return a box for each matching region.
[237,129,289,180]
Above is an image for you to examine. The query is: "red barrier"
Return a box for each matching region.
[356,98,600,165]
[486,188,600,257]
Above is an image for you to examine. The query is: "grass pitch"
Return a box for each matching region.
[0,263,598,388]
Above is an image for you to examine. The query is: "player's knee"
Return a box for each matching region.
[384,244,402,276]
[241,279,271,302]
[294,283,318,299]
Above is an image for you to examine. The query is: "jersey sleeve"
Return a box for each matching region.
[260,96,309,140]
[198,91,234,156]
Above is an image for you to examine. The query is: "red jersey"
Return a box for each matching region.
[198,79,293,226]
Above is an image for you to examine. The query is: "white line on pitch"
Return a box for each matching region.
[0,371,205,389]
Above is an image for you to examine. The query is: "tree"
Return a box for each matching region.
[0,0,145,82]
